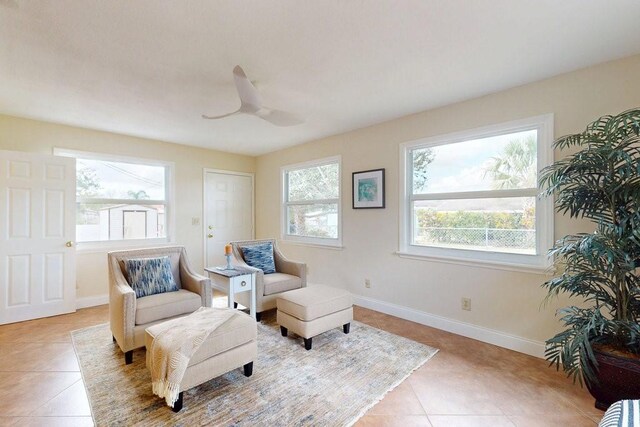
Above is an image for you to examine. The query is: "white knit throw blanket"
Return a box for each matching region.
[147,307,236,407]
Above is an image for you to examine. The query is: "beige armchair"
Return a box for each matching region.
[108,246,212,364]
[231,239,306,321]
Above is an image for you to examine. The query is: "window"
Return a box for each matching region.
[281,156,341,247]
[54,149,173,246]
[399,115,554,270]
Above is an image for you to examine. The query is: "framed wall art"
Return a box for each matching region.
[352,168,385,209]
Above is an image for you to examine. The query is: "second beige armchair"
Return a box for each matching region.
[231,239,306,320]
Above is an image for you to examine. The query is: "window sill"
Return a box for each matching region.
[76,238,174,254]
[395,251,554,275]
[280,239,344,251]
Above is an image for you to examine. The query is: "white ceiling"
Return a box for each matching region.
[1,1,639,156]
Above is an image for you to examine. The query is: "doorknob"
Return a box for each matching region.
[207,234,213,238]
[65,241,74,247]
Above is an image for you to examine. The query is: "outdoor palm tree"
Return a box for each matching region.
[485,134,537,190]
[127,190,150,200]
[484,135,537,230]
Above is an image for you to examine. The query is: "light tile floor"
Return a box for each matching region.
[0,298,603,426]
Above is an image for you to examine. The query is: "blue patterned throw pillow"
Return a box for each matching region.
[125,256,178,298]
[241,242,276,274]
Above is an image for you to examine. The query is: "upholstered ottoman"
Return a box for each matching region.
[276,285,353,350]
[145,309,257,412]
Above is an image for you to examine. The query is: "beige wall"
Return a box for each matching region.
[255,54,640,354]
[0,115,255,299]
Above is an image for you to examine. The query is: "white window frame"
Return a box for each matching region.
[281,156,342,248]
[398,114,554,273]
[53,148,175,251]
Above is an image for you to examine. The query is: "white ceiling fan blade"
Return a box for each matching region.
[256,108,304,127]
[201,109,241,120]
[233,65,262,109]
[203,65,303,126]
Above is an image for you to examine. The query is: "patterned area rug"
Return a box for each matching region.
[72,313,437,426]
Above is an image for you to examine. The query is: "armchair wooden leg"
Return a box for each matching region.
[171,392,183,412]
[255,312,262,322]
[112,335,116,342]
[304,337,312,350]
[233,302,238,309]
[125,351,133,365]
[243,361,253,377]
[343,323,351,334]
[280,326,288,337]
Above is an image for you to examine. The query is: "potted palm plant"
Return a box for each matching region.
[540,108,640,410]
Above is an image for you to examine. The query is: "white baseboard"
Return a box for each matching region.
[76,294,109,309]
[353,295,545,359]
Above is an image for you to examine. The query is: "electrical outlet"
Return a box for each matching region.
[461,297,471,311]
[192,217,200,226]
[364,279,371,288]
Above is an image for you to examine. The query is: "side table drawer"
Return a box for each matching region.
[232,274,253,293]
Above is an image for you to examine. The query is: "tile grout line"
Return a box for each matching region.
[505,414,519,426]
[406,373,431,417]
[547,384,603,418]
[425,413,434,426]
[23,330,84,418]
[427,414,517,424]
[25,378,84,416]
[11,415,94,418]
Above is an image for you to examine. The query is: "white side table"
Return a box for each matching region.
[205,266,256,319]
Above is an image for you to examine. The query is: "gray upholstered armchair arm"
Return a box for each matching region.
[108,256,136,351]
[178,249,212,307]
[274,247,307,287]
[179,257,212,307]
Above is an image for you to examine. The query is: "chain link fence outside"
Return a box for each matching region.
[414,226,535,250]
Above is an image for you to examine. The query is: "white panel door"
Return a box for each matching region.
[0,150,76,324]
[204,171,253,268]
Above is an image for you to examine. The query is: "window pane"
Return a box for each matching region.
[77,158,166,200]
[76,203,166,242]
[412,197,535,254]
[286,204,338,239]
[287,163,339,202]
[412,129,537,194]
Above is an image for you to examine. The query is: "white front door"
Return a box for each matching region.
[204,170,253,268]
[0,150,76,324]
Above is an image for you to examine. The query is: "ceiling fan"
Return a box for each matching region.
[202,65,304,127]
